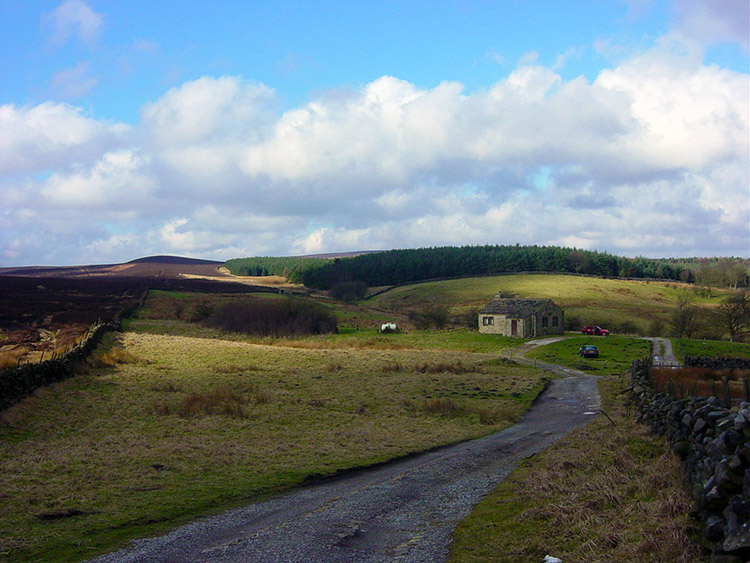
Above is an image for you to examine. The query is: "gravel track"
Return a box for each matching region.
[644,337,680,367]
[88,347,600,563]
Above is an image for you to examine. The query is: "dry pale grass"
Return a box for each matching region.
[0,349,24,368]
[154,387,248,418]
[0,331,547,562]
[94,344,141,366]
[652,366,750,401]
[270,337,414,350]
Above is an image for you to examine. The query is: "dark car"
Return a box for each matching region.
[582,325,609,336]
[579,345,599,358]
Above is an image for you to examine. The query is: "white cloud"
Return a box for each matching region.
[51,61,98,98]
[41,150,155,209]
[142,76,274,146]
[0,31,747,266]
[672,0,749,51]
[42,0,103,47]
[0,102,127,175]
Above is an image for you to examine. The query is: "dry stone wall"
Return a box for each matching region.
[0,291,146,413]
[630,358,750,562]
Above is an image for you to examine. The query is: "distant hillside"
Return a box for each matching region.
[0,255,229,279]
[127,255,223,266]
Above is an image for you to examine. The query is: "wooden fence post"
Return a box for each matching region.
[722,376,731,408]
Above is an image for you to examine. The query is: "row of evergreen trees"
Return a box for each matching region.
[226,245,749,291]
[224,256,324,283]
[299,245,689,289]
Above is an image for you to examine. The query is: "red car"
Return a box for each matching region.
[582,325,609,336]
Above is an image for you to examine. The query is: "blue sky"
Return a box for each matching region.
[1,0,748,266]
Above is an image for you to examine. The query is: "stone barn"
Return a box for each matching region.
[478,293,564,338]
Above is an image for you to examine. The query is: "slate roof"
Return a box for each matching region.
[478,296,559,316]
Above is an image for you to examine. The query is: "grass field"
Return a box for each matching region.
[672,338,750,361]
[0,277,736,562]
[368,274,721,336]
[0,330,548,562]
[523,335,652,375]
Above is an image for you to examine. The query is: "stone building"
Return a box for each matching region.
[478,292,564,337]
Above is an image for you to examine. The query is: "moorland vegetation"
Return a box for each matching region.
[1,257,749,562]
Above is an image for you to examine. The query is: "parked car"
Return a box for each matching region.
[579,345,599,358]
[582,325,609,336]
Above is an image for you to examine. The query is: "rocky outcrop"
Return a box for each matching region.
[631,359,750,562]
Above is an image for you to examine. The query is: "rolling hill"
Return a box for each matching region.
[0,255,229,279]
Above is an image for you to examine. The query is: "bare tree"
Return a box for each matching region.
[717,290,750,341]
[671,292,701,338]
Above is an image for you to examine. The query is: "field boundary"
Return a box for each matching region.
[0,290,147,412]
[630,358,750,559]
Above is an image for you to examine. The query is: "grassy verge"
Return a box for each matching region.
[523,335,651,375]
[447,373,705,563]
[0,331,548,562]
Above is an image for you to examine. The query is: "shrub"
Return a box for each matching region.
[613,320,639,335]
[565,315,582,331]
[328,281,368,302]
[203,298,337,337]
[647,319,665,337]
[459,308,479,330]
[410,305,450,330]
[188,300,214,322]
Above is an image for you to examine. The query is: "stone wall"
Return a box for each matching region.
[630,358,750,562]
[0,290,147,413]
[684,356,750,371]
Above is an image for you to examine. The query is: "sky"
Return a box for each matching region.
[0,0,748,267]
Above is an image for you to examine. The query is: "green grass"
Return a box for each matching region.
[671,338,750,361]
[0,331,548,562]
[447,374,704,563]
[125,318,522,354]
[368,274,722,335]
[127,290,524,354]
[523,335,652,375]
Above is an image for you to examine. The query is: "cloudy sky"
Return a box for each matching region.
[1,0,748,266]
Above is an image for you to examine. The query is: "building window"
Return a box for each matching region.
[552,316,559,327]
[541,316,548,327]
[482,316,494,326]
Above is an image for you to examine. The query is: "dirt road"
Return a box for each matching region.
[644,337,680,368]
[88,350,600,563]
